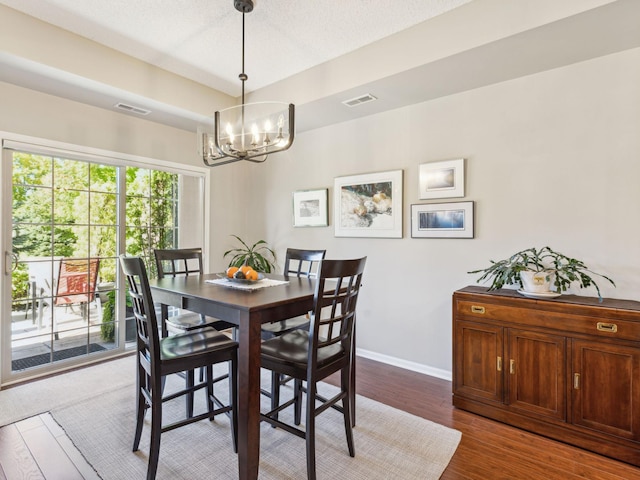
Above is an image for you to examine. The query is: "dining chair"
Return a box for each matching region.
[154,248,236,336]
[260,248,326,339]
[260,248,325,418]
[260,256,366,480]
[120,255,238,480]
[154,248,237,416]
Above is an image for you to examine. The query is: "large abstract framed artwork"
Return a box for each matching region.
[334,170,403,238]
[292,189,328,227]
[419,158,465,199]
[411,201,474,238]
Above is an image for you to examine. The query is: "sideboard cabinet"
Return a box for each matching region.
[453,286,640,466]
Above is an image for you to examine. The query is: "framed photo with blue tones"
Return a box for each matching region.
[411,201,474,238]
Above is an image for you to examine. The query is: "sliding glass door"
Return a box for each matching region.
[2,145,205,383]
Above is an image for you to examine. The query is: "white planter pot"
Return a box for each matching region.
[520,270,555,293]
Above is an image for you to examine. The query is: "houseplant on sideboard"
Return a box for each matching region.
[468,246,615,302]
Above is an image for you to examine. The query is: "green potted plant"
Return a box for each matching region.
[223,235,276,273]
[468,246,615,302]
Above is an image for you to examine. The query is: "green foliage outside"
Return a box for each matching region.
[11,154,179,329]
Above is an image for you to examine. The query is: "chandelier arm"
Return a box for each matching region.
[202,154,244,167]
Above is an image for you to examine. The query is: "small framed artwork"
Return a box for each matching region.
[411,201,474,238]
[419,158,465,199]
[292,189,328,227]
[334,170,403,238]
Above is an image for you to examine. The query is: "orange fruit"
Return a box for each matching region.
[245,270,259,281]
[226,266,239,278]
[240,265,252,274]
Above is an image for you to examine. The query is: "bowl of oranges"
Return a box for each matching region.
[220,265,265,284]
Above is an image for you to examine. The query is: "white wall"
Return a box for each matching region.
[2,44,638,381]
[249,47,640,377]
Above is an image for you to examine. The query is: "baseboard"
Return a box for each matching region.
[356,348,452,381]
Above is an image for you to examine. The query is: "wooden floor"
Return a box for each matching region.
[328,357,640,480]
[2,356,640,479]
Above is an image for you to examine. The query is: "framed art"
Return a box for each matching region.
[411,201,474,238]
[334,170,403,238]
[419,158,465,199]
[292,188,328,227]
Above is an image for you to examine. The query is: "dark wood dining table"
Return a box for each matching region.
[148,272,317,480]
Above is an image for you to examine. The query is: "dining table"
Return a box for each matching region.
[148,272,319,480]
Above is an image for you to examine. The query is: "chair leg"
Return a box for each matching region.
[230,355,239,453]
[270,370,280,424]
[185,370,195,418]
[147,379,163,480]
[341,367,355,457]
[206,365,214,418]
[305,382,317,480]
[294,379,303,425]
[133,366,147,451]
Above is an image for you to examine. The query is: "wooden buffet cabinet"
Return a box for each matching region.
[453,286,640,466]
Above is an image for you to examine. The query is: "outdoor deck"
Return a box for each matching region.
[10,300,123,372]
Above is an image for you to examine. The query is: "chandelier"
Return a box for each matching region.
[201,0,295,167]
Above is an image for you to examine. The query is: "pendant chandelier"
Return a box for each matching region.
[201,0,295,167]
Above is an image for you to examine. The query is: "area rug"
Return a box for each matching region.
[1,356,461,479]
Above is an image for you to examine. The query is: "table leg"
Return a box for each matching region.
[237,311,262,480]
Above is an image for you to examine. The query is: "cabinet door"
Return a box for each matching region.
[454,320,503,403]
[507,329,566,421]
[572,340,640,440]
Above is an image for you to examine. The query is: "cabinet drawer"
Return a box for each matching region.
[456,300,518,321]
[456,299,640,342]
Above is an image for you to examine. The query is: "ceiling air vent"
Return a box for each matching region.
[114,102,151,116]
[342,93,377,108]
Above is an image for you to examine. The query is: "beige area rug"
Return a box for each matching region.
[1,356,461,479]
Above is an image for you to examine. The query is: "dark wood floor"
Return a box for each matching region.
[327,356,640,480]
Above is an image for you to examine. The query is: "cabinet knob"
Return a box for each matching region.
[471,305,485,314]
[510,359,515,375]
[497,356,502,372]
[574,373,580,389]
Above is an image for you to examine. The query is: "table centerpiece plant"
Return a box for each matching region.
[468,246,615,302]
[223,235,276,273]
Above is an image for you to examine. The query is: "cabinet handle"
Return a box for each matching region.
[509,359,515,375]
[596,322,617,333]
[574,373,580,389]
[497,356,502,372]
[471,305,485,314]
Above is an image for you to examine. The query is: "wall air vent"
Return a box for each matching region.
[114,102,151,116]
[342,93,377,108]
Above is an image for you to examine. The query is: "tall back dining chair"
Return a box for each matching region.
[154,248,235,337]
[120,255,238,480]
[260,248,326,339]
[260,248,326,416]
[260,256,367,480]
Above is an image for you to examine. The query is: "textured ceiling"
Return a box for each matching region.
[0,0,473,96]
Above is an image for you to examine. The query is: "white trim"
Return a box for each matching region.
[1,131,209,176]
[0,130,211,386]
[356,348,452,381]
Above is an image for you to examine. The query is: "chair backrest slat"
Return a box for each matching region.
[154,248,204,279]
[283,248,326,278]
[120,256,161,372]
[309,257,366,365]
